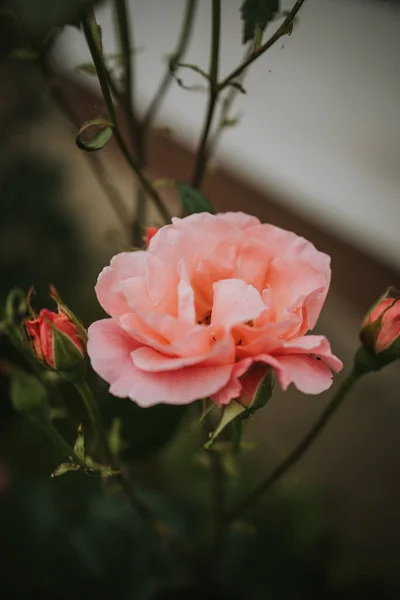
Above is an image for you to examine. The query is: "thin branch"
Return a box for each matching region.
[113,0,147,245]
[81,12,171,224]
[207,43,253,158]
[218,0,306,91]
[224,369,361,524]
[191,0,221,189]
[74,378,154,521]
[210,450,225,555]
[114,0,134,122]
[143,0,198,131]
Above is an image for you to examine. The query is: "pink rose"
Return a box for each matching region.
[362,296,400,353]
[87,213,342,407]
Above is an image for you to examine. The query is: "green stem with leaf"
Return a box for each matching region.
[73,377,154,522]
[192,0,306,190]
[38,419,89,470]
[81,12,170,225]
[218,0,306,91]
[74,378,108,459]
[224,368,361,524]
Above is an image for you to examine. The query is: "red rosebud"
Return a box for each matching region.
[26,309,84,370]
[145,226,159,247]
[361,295,400,354]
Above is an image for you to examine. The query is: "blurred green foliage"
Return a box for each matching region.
[11,0,102,35]
[0,472,396,600]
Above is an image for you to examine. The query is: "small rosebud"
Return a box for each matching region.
[25,309,85,373]
[145,226,159,247]
[362,295,400,353]
[356,291,400,373]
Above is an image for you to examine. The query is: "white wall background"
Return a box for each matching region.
[53,0,400,269]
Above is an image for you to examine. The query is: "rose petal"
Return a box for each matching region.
[131,326,235,372]
[280,335,343,372]
[211,279,266,329]
[124,363,233,407]
[95,252,148,317]
[87,319,141,389]
[217,212,260,230]
[235,239,270,291]
[177,260,196,324]
[211,358,253,406]
[255,353,336,394]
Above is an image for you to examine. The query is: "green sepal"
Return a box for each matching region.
[204,367,274,448]
[51,462,81,477]
[204,401,246,449]
[50,322,85,377]
[49,285,88,344]
[238,365,274,416]
[73,424,85,460]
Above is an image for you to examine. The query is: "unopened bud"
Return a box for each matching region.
[357,290,400,372]
[25,309,85,375]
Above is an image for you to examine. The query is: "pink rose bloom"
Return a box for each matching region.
[88,213,342,407]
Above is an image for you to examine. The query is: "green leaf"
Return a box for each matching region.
[176,182,214,215]
[108,417,127,457]
[10,48,39,61]
[99,466,121,478]
[204,402,246,449]
[240,0,280,44]
[51,462,80,477]
[75,62,97,75]
[73,424,85,460]
[49,407,68,420]
[222,116,240,128]
[11,372,49,420]
[5,288,27,326]
[203,368,274,448]
[76,119,113,152]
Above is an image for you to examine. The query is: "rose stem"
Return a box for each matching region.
[191,0,221,189]
[81,11,171,226]
[224,368,361,524]
[191,0,306,190]
[73,378,154,522]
